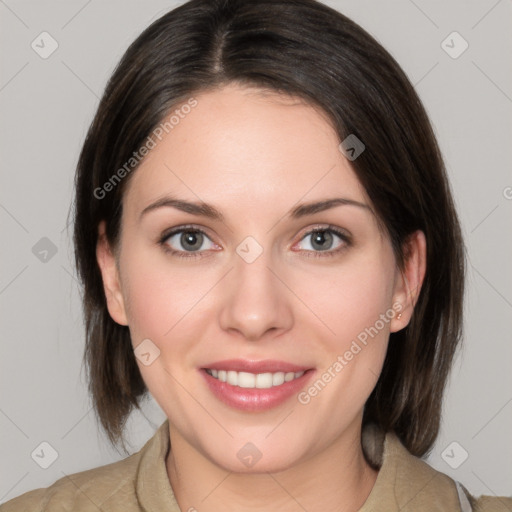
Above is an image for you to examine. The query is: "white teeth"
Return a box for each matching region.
[238,372,255,388]
[272,372,285,386]
[256,373,273,389]
[284,372,295,382]
[206,369,305,388]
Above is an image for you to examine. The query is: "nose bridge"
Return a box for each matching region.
[218,235,293,340]
[234,237,274,291]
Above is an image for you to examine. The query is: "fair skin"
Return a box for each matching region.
[97,83,426,512]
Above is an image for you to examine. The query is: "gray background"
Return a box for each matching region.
[1,0,511,504]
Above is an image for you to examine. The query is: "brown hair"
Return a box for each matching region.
[73,0,465,456]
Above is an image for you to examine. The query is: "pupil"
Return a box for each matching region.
[181,231,202,251]
[312,230,332,251]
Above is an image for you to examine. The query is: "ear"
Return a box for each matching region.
[96,220,128,326]
[390,230,427,333]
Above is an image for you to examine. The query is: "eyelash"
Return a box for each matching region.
[158,224,352,260]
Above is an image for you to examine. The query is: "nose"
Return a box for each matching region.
[218,244,294,341]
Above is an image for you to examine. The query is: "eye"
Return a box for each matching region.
[159,224,351,260]
[294,226,351,257]
[160,226,218,258]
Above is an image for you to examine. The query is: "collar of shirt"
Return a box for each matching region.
[134,419,466,511]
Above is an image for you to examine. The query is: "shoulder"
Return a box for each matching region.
[0,451,141,512]
[394,437,512,511]
[477,497,512,511]
[362,424,512,511]
[457,481,512,512]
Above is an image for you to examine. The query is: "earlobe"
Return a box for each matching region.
[390,230,427,333]
[96,221,128,326]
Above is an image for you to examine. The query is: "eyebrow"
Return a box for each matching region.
[139,196,370,222]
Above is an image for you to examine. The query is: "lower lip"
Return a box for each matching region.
[200,369,315,412]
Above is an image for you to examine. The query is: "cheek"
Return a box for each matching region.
[119,245,213,347]
[294,249,396,349]
[119,248,217,410]
[294,249,395,403]
[292,256,395,433]
[340,267,394,341]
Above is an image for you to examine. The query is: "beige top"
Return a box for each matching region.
[1,420,510,511]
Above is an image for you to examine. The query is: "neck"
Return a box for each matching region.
[166,420,379,512]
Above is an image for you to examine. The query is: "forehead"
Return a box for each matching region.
[123,84,368,216]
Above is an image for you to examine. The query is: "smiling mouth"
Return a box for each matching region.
[204,369,306,389]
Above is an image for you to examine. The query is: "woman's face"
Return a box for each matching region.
[98,83,418,473]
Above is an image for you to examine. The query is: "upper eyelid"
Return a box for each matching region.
[161,224,216,243]
[296,224,350,238]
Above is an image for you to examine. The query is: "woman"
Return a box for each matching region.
[2,0,510,510]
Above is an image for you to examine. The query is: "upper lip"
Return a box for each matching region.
[202,359,313,373]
